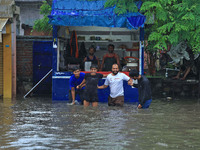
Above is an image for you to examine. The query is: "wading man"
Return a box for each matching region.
[129,69,152,109]
[77,64,103,107]
[68,67,85,105]
[98,64,132,106]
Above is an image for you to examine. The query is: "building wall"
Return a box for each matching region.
[3,24,12,98]
[16,36,52,95]
[17,39,33,82]
[0,0,19,99]
[16,1,44,35]
[0,42,3,96]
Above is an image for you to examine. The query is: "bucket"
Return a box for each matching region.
[84,61,92,71]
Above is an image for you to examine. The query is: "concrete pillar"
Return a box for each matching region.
[3,23,12,98]
[12,17,17,98]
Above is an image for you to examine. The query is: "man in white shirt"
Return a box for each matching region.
[98,64,132,106]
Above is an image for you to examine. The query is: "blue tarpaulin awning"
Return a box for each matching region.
[49,0,146,29]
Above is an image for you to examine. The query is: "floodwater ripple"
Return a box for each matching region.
[0,98,200,150]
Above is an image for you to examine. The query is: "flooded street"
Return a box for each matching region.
[0,97,200,150]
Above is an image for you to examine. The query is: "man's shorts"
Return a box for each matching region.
[84,92,98,103]
[108,96,124,107]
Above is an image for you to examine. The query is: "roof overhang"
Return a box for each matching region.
[49,0,146,30]
[0,18,8,43]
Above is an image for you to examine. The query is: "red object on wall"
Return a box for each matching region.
[70,30,79,58]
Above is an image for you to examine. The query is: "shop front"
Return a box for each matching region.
[49,0,146,102]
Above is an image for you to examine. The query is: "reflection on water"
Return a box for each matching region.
[0,97,200,149]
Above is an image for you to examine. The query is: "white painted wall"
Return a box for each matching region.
[67,26,140,59]
[16,2,44,35]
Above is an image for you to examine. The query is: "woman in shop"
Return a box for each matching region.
[83,46,100,70]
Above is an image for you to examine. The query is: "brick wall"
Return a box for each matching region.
[16,36,52,95]
[17,40,33,82]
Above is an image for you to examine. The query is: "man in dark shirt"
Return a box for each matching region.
[129,69,152,109]
[100,44,120,71]
[172,47,194,80]
[77,64,103,107]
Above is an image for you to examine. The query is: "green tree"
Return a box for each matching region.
[104,0,138,14]
[105,0,200,53]
[32,0,52,34]
[142,0,200,53]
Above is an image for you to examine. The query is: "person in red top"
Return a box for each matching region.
[100,44,120,71]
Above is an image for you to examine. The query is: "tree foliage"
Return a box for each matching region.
[105,0,200,53]
[141,0,200,53]
[32,1,52,33]
[104,0,138,14]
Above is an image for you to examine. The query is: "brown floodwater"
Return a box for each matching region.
[0,97,200,150]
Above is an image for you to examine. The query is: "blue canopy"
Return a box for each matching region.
[49,0,146,29]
